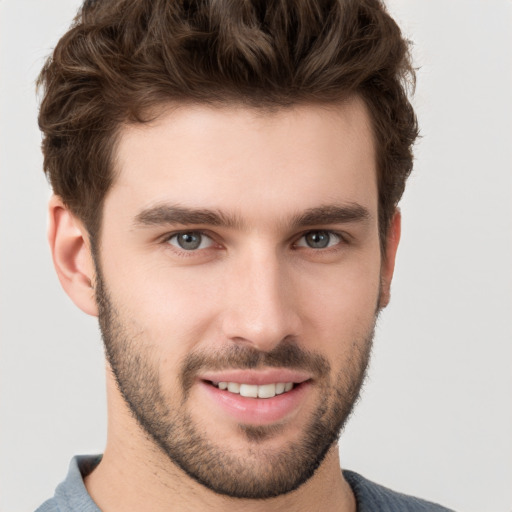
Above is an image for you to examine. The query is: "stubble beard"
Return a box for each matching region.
[94,267,375,499]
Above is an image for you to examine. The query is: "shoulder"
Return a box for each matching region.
[34,499,59,512]
[33,455,102,512]
[343,470,455,512]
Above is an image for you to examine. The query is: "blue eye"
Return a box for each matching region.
[296,231,341,249]
[167,232,213,251]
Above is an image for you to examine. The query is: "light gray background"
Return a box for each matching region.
[1,1,510,511]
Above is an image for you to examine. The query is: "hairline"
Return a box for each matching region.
[87,95,391,256]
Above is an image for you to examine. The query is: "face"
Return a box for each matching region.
[94,99,388,498]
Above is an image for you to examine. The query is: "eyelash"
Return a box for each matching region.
[162,229,349,256]
[294,230,344,250]
[164,230,218,254]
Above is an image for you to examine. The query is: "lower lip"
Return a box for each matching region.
[199,380,311,426]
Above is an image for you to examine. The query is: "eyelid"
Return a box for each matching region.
[163,229,218,251]
[159,228,350,254]
[293,229,347,249]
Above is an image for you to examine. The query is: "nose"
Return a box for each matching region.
[220,247,301,352]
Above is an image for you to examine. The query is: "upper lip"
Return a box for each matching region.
[199,368,312,386]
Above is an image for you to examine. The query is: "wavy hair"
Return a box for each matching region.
[38,0,418,247]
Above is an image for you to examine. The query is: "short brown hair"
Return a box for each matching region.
[38,0,418,248]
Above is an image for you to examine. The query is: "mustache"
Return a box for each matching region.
[180,340,330,395]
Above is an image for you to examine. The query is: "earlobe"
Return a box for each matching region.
[48,196,98,317]
[379,209,401,309]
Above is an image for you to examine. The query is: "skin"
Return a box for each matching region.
[48,97,400,512]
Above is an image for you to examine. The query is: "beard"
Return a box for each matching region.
[94,266,375,499]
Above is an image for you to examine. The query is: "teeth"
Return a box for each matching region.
[240,384,258,398]
[213,381,295,398]
[257,383,276,398]
[227,382,240,393]
[275,382,285,394]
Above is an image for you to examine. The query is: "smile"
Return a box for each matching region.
[199,369,312,423]
[210,381,295,398]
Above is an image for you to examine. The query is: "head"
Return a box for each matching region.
[40,0,417,501]
[38,0,417,252]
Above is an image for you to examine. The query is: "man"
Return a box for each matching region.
[34,0,453,510]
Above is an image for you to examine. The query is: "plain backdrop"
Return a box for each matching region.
[1,1,510,511]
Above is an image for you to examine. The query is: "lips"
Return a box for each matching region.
[198,369,312,425]
[200,368,311,387]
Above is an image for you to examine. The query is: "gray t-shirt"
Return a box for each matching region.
[35,455,455,511]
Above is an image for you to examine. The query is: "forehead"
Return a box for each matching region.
[107,99,377,225]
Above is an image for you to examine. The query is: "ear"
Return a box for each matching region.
[48,195,98,316]
[379,209,401,309]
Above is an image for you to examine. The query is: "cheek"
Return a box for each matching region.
[298,260,381,349]
[104,260,224,349]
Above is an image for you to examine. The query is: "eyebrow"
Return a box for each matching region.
[133,203,371,230]
[134,204,243,229]
[290,204,371,228]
